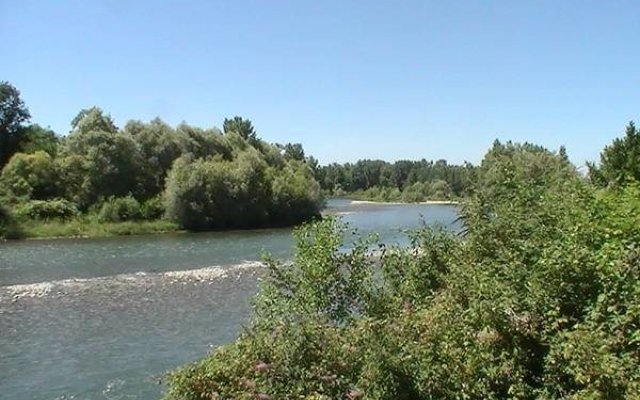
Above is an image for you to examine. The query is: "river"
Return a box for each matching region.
[0,199,459,400]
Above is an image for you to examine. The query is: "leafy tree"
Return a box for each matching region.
[54,154,90,207]
[164,149,272,230]
[61,116,143,207]
[70,106,117,135]
[124,118,182,199]
[0,151,59,201]
[18,124,59,156]
[223,116,257,143]
[282,143,305,161]
[588,121,640,187]
[176,123,232,161]
[0,81,31,167]
[270,160,322,223]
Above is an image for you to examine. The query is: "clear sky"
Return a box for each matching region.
[1,1,638,166]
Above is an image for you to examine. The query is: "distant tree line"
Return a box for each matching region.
[0,81,322,234]
[316,159,477,201]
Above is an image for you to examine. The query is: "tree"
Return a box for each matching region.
[164,149,272,230]
[223,116,257,143]
[0,151,59,201]
[124,118,182,199]
[70,106,117,135]
[588,121,640,187]
[19,124,59,156]
[60,108,142,206]
[0,81,31,167]
[270,160,322,223]
[283,143,305,161]
[175,123,231,161]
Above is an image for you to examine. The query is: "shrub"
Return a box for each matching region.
[0,151,59,201]
[141,195,165,220]
[14,199,79,220]
[165,151,321,230]
[401,182,426,202]
[0,206,22,239]
[97,196,142,222]
[165,142,640,399]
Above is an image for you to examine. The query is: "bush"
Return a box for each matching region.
[141,195,165,220]
[165,151,322,230]
[97,196,142,222]
[0,206,22,239]
[14,199,79,220]
[0,151,59,201]
[165,142,640,399]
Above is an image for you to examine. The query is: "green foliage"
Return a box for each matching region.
[124,118,183,199]
[282,143,306,161]
[18,217,178,239]
[18,124,59,156]
[60,127,143,206]
[319,159,473,201]
[175,123,231,161]
[0,83,322,237]
[14,199,79,220]
[141,195,166,220]
[164,151,269,230]
[70,106,118,135]
[97,196,143,222]
[164,144,322,231]
[0,81,31,167]
[270,160,323,224]
[223,116,257,144]
[589,121,640,187]
[165,141,640,400]
[0,205,22,239]
[0,151,59,202]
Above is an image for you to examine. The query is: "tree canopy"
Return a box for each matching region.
[0,81,31,166]
[0,88,324,232]
[589,121,640,187]
[317,158,476,201]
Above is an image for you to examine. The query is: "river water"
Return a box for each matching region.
[0,199,459,400]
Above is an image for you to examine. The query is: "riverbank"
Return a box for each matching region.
[15,218,181,240]
[3,199,459,241]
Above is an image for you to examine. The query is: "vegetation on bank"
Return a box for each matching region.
[165,123,640,399]
[339,180,459,203]
[316,158,476,202]
[17,217,179,239]
[0,81,322,239]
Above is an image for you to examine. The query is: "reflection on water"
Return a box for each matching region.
[0,200,460,399]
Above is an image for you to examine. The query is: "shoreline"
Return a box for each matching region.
[348,199,460,206]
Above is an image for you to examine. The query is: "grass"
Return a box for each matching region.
[16,217,181,239]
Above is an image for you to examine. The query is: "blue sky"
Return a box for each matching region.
[1,1,638,166]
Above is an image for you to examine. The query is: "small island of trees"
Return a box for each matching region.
[0,81,323,238]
